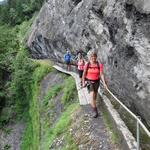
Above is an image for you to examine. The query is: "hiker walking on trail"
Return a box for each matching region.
[75,48,87,60]
[82,50,107,118]
[77,53,85,86]
[64,50,71,71]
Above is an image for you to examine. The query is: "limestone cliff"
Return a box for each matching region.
[27,0,150,127]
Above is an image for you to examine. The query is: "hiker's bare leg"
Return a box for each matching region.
[90,91,98,117]
[90,91,97,108]
[68,64,71,71]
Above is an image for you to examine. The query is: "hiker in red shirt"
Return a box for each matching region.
[77,53,85,86]
[82,50,108,118]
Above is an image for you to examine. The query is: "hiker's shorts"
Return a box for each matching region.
[78,70,83,78]
[86,79,100,93]
[65,60,70,65]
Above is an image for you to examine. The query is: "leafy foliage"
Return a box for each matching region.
[0,15,37,125]
[10,48,37,114]
[0,0,44,26]
[0,25,18,71]
[21,61,52,150]
[0,25,19,126]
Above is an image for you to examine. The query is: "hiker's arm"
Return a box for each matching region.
[100,64,108,89]
[100,73,107,89]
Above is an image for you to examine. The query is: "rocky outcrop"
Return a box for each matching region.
[27,0,150,127]
[127,0,150,14]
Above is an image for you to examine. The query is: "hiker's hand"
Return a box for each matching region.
[104,84,108,90]
[82,83,86,88]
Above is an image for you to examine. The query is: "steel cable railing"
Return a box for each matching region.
[54,64,150,149]
[100,81,150,150]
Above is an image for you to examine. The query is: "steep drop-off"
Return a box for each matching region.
[27,0,150,127]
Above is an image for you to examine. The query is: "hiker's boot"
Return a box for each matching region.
[92,107,98,118]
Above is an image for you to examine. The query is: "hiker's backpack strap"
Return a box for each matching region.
[96,61,104,74]
[86,61,100,71]
[85,62,90,76]
[96,61,100,72]
[83,59,85,65]
[85,61,102,75]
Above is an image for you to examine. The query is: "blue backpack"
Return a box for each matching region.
[64,53,71,62]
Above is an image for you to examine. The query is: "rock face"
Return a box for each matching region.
[27,0,150,127]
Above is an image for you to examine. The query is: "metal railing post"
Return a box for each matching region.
[101,84,150,138]
[136,117,140,150]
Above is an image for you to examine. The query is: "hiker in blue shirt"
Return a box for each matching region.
[64,50,71,71]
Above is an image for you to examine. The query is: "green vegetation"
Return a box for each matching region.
[0,107,13,127]
[0,0,44,26]
[0,25,19,127]
[101,108,120,145]
[61,76,77,105]
[20,120,33,150]
[43,84,63,106]
[107,94,150,150]
[2,127,12,135]
[0,13,37,126]
[0,8,53,148]
[16,13,37,44]
[21,72,79,150]
[116,106,150,150]
[21,61,52,150]
[39,75,78,150]
[4,144,11,150]
[41,103,79,150]
[61,133,78,150]
[10,49,37,116]
[0,1,79,149]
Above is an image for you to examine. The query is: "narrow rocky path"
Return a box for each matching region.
[82,105,114,149]
[66,103,121,150]
[50,65,121,149]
